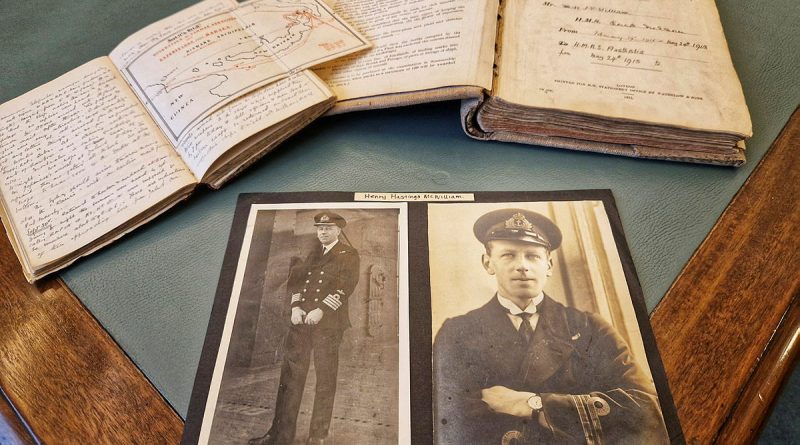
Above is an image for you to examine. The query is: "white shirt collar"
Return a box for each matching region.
[496,292,544,315]
[322,239,339,254]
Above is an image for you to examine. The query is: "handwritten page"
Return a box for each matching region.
[0,58,196,268]
[495,0,751,135]
[110,0,369,145]
[314,0,497,102]
[176,71,333,181]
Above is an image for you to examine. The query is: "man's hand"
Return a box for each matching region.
[481,386,534,418]
[291,307,306,325]
[305,308,324,325]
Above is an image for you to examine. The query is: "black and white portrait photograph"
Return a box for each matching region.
[194,202,409,445]
[429,199,672,445]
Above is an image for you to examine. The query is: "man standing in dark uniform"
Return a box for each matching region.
[433,208,669,444]
[250,212,360,445]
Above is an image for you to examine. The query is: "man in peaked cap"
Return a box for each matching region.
[433,208,669,444]
[250,211,360,445]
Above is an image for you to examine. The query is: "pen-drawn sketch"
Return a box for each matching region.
[123,0,368,140]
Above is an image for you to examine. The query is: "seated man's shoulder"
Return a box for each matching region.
[437,301,496,339]
[544,296,587,321]
[333,243,358,256]
[445,307,481,325]
[544,296,617,335]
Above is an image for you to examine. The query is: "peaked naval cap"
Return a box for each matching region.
[473,208,562,251]
[313,212,347,228]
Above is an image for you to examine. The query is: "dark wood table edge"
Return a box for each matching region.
[652,106,800,444]
[0,271,184,444]
[0,109,797,443]
[717,296,799,443]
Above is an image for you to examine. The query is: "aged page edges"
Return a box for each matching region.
[460,97,746,166]
[461,0,751,166]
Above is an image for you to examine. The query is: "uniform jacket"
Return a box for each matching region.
[289,241,360,331]
[433,294,669,445]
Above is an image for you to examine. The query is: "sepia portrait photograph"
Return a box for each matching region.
[194,201,409,445]
[429,199,673,445]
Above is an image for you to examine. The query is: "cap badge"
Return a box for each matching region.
[320,215,330,222]
[505,213,533,231]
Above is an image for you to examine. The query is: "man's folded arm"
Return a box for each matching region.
[433,318,497,442]
[535,314,669,444]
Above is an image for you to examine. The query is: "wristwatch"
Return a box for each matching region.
[527,394,543,415]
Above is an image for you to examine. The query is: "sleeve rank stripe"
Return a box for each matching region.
[323,296,342,310]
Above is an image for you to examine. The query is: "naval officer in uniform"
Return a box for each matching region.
[433,208,669,444]
[250,212,360,445]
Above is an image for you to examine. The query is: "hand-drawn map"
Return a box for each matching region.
[123,0,368,142]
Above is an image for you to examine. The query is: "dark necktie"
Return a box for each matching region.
[518,312,534,344]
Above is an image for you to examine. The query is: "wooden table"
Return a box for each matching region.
[0,109,797,444]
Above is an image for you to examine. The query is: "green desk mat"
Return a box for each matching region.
[1,1,798,418]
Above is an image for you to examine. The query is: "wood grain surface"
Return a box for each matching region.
[0,110,797,444]
[716,299,799,443]
[652,107,800,444]
[0,228,184,445]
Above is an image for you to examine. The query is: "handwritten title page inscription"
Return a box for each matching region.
[497,0,751,135]
[0,59,196,267]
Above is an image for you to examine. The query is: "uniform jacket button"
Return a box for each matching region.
[314,298,318,302]
[318,280,323,283]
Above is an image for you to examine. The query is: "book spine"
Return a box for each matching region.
[491,0,506,93]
